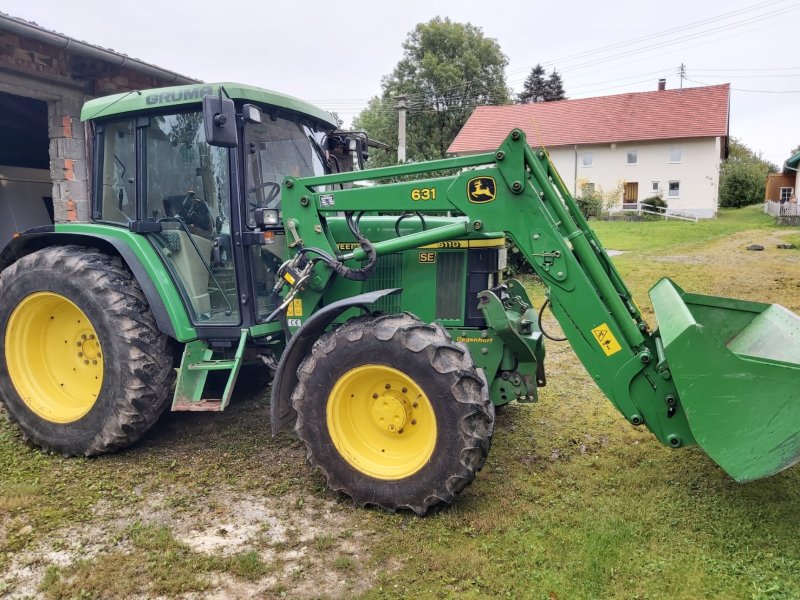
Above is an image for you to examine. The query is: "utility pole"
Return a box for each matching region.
[395,95,408,163]
[679,63,686,89]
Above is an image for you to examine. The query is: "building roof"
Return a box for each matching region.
[786,150,800,170]
[448,84,730,154]
[0,11,199,85]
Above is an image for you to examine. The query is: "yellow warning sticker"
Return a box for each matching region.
[591,323,622,356]
[286,299,303,317]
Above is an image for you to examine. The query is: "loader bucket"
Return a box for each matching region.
[650,278,800,482]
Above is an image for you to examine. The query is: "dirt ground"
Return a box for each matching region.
[1,224,798,599]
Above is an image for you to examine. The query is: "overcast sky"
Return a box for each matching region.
[4,0,798,165]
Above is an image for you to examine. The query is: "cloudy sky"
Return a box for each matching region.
[4,0,798,165]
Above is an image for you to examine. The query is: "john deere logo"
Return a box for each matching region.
[467,177,496,203]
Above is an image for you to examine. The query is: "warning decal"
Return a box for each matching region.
[591,323,622,356]
[286,299,303,317]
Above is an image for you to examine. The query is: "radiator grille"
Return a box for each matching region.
[365,253,403,314]
[436,252,465,320]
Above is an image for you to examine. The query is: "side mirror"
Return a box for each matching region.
[202,94,238,148]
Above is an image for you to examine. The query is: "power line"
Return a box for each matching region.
[554,4,800,75]
[506,0,793,76]
[685,77,800,93]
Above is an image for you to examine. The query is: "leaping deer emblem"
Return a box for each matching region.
[468,177,496,202]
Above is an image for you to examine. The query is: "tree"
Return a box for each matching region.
[544,69,566,101]
[328,111,344,128]
[517,64,566,103]
[517,64,547,103]
[352,17,510,166]
[719,139,778,208]
[789,143,800,157]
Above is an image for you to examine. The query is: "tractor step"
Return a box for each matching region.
[171,330,248,412]
[187,359,237,371]
[172,399,223,412]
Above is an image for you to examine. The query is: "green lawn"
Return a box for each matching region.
[1,205,799,599]
[590,204,775,252]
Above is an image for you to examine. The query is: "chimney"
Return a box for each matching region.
[658,79,666,91]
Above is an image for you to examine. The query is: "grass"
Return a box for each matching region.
[40,523,217,598]
[1,203,799,598]
[590,204,775,252]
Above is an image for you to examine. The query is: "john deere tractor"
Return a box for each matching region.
[1,83,798,515]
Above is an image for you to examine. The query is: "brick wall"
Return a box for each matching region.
[0,28,186,223]
[48,96,89,221]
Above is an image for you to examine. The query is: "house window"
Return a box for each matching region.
[670,147,682,163]
[668,181,680,198]
[582,152,593,167]
[582,182,595,195]
[652,181,659,193]
[780,187,794,202]
[626,151,637,164]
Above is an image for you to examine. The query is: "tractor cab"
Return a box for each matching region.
[83,83,365,337]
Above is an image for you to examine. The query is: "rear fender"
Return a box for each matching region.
[0,229,185,340]
[270,288,401,436]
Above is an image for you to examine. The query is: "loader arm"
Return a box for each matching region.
[280,129,800,481]
[281,129,693,450]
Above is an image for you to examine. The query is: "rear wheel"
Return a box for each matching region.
[292,313,494,515]
[0,246,174,456]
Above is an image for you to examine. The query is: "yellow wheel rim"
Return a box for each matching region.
[5,292,104,423]
[326,364,437,480]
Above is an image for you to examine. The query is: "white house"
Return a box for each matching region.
[448,83,730,218]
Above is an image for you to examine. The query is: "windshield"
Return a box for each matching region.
[244,115,329,227]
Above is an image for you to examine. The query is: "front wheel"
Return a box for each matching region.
[0,246,174,456]
[292,313,494,515]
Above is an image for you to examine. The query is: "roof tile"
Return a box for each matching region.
[448,84,730,154]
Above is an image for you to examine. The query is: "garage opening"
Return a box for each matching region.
[0,90,53,247]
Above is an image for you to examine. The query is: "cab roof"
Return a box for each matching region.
[80,82,338,127]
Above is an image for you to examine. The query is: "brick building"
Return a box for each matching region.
[0,12,198,245]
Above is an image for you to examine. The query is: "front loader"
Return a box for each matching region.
[0,84,798,514]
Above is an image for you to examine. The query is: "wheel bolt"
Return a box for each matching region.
[372,393,379,399]
[92,360,97,365]
[81,334,87,340]
[89,334,95,339]
[411,419,417,425]
[78,352,83,357]
[76,342,82,347]
[412,402,419,408]
[84,360,89,365]
[401,387,407,394]
[397,429,404,434]
[385,383,391,389]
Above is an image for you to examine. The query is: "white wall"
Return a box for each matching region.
[545,137,722,218]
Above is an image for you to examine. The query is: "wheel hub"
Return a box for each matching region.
[78,333,101,362]
[370,389,411,433]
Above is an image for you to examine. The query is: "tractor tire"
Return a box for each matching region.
[0,245,174,456]
[292,312,494,515]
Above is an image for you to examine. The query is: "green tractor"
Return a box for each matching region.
[1,83,798,515]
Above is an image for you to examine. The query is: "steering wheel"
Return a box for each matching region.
[178,191,197,220]
[248,182,281,208]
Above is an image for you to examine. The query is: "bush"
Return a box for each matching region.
[576,192,604,219]
[504,240,534,276]
[719,161,768,207]
[718,138,776,208]
[641,195,667,212]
